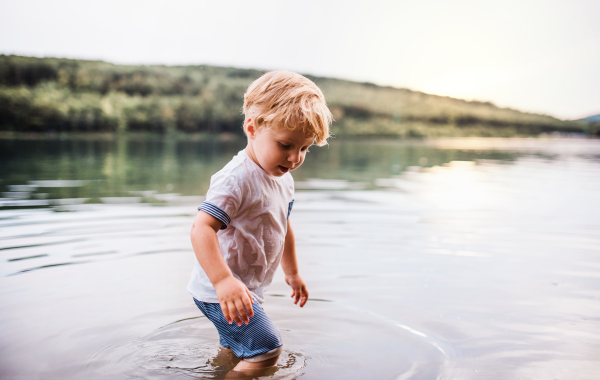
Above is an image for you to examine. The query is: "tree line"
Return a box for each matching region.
[0,55,594,137]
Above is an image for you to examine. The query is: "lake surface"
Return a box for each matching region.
[1,137,599,379]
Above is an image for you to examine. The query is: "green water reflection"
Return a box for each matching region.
[0,137,519,203]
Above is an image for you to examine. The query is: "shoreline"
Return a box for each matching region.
[0,130,595,142]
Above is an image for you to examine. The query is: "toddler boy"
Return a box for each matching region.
[188,71,332,373]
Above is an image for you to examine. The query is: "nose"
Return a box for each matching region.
[288,150,302,165]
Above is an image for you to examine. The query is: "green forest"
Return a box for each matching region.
[0,55,595,138]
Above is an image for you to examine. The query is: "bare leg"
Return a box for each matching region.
[234,355,279,370]
[224,355,280,379]
[210,347,240,370]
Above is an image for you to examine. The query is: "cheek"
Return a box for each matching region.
[269,149,283,164]
[299,152,307,164]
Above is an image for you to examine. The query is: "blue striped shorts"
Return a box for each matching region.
[193,298,283,361]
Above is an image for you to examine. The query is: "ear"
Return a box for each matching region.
[245,118,257,138]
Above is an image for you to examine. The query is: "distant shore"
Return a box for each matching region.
[1,55,597,137]
[0,130,242,141]
[1,130,594,143]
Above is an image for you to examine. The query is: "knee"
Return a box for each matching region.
[244,346,282,363]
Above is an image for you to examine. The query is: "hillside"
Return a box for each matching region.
[580,114,600,123]
[0,55,592,137]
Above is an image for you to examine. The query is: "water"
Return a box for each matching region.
[1,137,599,379]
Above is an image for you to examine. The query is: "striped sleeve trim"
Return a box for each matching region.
[198,201,231,230]
[287,199,294,220]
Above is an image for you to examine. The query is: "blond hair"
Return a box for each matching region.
[243,71,332,146]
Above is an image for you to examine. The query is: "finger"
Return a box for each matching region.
[290,289,296,299]
[243,290,254,318]
[300,290,308,307]
[294,288,301,305]
[235,299,249,324]
[220,302,232,324]
[228,301,242,326]
[299,287,309,307]
[246,288,254,304]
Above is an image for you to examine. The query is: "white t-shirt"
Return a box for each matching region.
[188,149,295,304]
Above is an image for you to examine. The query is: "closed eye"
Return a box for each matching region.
[279,143,291,149]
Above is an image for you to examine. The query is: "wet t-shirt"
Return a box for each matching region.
[188,149,294,304]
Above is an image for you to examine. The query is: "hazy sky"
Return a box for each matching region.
[1,0,598,119]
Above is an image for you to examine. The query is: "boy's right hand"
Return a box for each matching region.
[214,276,254,326]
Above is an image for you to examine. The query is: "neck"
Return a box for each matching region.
[245,143,262,170]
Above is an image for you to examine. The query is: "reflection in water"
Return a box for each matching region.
[0,137,523,205]
[1,138,600,379]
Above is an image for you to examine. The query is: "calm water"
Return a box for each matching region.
[1,137,599,379]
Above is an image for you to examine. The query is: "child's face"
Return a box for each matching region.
[247,124,314,177]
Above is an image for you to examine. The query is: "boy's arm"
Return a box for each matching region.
[280,219,309,307]
[190,211,254,325]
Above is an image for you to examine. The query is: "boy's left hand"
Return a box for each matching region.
[285,274,309,307]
